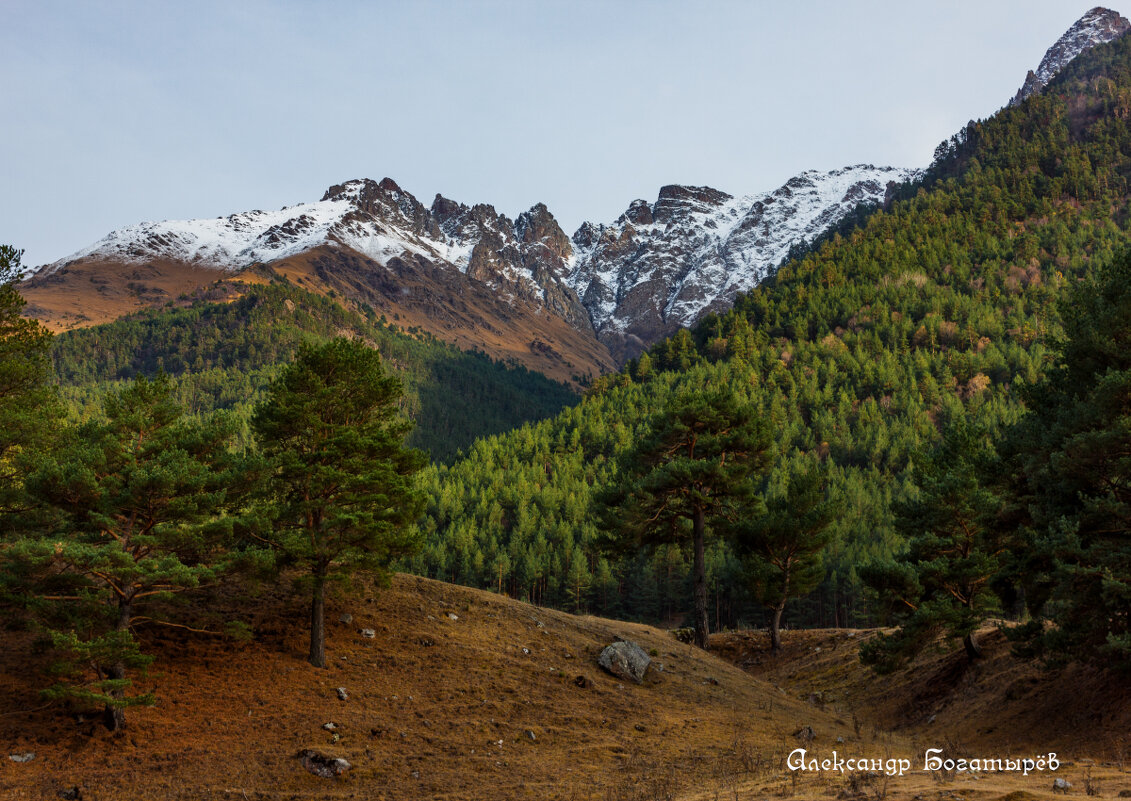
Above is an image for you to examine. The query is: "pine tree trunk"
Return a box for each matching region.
[770,561,791,654]
[309,575,327,668]
[770,600,785,653]
[692,507,710,650]
[963,631,982,661]
[102,599,131,732]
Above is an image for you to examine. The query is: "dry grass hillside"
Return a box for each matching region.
[19,246,616,387]
[1,575,1128,800]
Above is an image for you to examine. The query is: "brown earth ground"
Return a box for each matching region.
[0,575,1128,800]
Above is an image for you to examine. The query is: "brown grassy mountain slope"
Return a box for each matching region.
[20,245,615,386]
[18,258,249,332]
[714,626,1131,786]
[3,576,1128,800]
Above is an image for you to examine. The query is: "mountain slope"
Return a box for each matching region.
[51,280,580,462]
[22,165,921,372]
[0,572,852,801]
[6,573,1122,801]
[22,178,613,385]
[408,25,1131,631]
[1011,6,1129,106]
[569,165,917,361]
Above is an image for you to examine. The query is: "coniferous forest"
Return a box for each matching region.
[404,33,1131,671]
[4,16,1131,750]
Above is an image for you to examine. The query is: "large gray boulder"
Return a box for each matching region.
[597,640,651,684]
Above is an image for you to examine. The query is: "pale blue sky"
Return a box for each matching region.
[0,1,1115,267]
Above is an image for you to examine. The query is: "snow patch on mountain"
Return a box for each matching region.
[1011,7,1130,106]
[35,166,921,362]
[567,164,919,355]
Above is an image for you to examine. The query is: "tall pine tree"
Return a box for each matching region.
[252,338,426,668]
[597,384,771,648]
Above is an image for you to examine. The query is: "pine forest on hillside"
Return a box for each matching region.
[3,10,1131,797]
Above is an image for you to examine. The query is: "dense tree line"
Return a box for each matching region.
[50,280,577,462]
[0,272,425,729]
[405,32,1131,667]
[7,29,1131,707]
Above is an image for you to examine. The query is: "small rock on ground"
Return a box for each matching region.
[298,750,351,778]
[793,726,815,742]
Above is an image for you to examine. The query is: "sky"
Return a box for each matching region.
[0,0,1118,268]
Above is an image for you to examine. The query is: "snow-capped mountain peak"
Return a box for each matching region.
[1011,7,1130,106]
[566,164,919,361]
[34,165,920,363]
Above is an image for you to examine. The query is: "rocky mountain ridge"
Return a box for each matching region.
[1011,6,1129,106]
[26,7,1127,370]
[32,166,916,362]
[569,165,917,360]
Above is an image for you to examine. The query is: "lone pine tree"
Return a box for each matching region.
[597,384,771,649]
[734,459,836,653]
[252,338,426,668]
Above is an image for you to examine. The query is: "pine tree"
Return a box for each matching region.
[0,245,60,519]
[1002,249,1131,669]
[860,416,1004,672]
[20,374,237,730]
[734,460,836,652]
[252,338,426,668]
[597,385,771,648]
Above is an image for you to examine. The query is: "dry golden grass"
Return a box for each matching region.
[18,245,617,387]
[2,576,1128,800]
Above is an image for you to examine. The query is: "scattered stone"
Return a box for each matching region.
[672,627,695,644]
[597,640,651,684]
[447,613,459,621]
[521,647,531,655]
[837,736,845,744]
[574,675,592,689]
[57,788,82,801]
[8,753,35,763]
[524,730,537,742]
[336,687,348,701]
[298,749,351,778]
[411,770,420,779]
[360,628,376,639]
[339,613,353,624]
[1053,778,1073,794]
[792,726,815,742]
[634,724,647,732]
[322,722,338,731]
[1116,790,1131,798]
[927,714,937,724]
